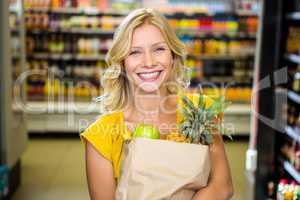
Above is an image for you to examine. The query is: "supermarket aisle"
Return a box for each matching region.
[11,138,89,200]
[11,138,248,200]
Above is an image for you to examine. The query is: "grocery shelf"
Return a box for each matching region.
[286,12,300,20]
[23,101,102,113]
[177,30,256,39]
[25,7,49,13]
[25,7,258,17]
[27,53,106,61]
[27,28,115,35]
[11,28,18,32]
[75,54,106,61]
[288,90,300,105]
[285,126,300,144]
[28,52,252,61]
[188,53,254,60]
[25,7,129,16]
[235,10,259,16]
[26,28,257,39]
[25,101,251,133]
[283,161,300,183]
[285,53,300,64]
[25,101,251,114]
[12,55,20,60]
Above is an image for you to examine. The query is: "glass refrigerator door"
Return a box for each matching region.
[0,0,27,169]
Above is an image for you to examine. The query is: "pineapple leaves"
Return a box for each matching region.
[179,93,232,145]
[198,94,205,109]
[180,107,194,121]
[182,96,196,112]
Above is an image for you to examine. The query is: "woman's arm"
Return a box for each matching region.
[192,133,234,200]
[85,142,116,200]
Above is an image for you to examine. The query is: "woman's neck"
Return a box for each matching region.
[124,88,177,124]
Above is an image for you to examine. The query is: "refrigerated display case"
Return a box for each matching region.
[0,0,27,197]
[246,0,300,199]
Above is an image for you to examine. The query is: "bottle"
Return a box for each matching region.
[277,179,288,200]
[267,181,276,199]
[292,66,300,94]
[288,105,296,126]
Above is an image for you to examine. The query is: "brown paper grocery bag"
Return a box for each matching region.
[115,138,211,200]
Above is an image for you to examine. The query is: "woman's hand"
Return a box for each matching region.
[192,132,234,200]
[85,142,116,200]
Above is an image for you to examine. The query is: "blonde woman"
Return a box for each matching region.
[81,8,233,200]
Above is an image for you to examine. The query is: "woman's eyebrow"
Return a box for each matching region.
[152,41,167,46]
[130,46,142,50]
[131,41,167,49]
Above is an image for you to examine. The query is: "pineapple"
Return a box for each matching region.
[179,94,231,145]
[165,132,191,143]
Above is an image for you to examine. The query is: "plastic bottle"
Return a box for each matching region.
[277,179,288,200]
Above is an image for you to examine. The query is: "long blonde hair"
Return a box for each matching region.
[101,8,187,112]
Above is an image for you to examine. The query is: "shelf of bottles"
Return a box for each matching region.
[10,0,26,103]
[266,1,300,199]
[10,4,20,76]
[23,0,258,102]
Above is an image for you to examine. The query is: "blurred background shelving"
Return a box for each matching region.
[12,0,261,134]
[22,0,258,103]
[0,0,269,200]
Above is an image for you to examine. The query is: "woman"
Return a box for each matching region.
[81,8,233,200]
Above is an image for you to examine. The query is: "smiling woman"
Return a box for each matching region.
[102,8,187,112]
[124,24,174,93]
[81,8,233,200]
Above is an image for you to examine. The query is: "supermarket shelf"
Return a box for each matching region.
[25,7,258,17]
[11,28,18,33]
[23,101,102,113]
[12,54,20,60]
[25,102,251,133]
[283,161,300,183]
[28,52,252,61]
[75,54,106,61]
[235,10,258,16]
[25,7,49,13]
[288,90,300,104]
[285,54,300,64]
[286,12,300,20]
[25,101,250,114]
[177,30,256,39]
[27,28,114,35]
[25,7,129,16]
[27,28,256,39]
[188,53,254,60]
[27,53,106,61]
[285,126,300,144]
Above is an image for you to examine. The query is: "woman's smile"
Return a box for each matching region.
[136,70,163,82]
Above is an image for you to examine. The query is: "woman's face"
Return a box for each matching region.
[124,23,173,94]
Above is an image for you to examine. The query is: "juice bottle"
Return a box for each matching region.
[51,0,61,8]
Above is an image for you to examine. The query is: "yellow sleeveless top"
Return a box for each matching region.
[80,93,213,182]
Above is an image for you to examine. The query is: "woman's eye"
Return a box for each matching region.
[129,51,140,56]
[155,47,165,52]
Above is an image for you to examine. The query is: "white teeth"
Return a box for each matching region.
[138,72,160,79]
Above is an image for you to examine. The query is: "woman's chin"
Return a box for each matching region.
[137,82,161,94]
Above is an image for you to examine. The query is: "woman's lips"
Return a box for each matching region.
[137,70,163,82]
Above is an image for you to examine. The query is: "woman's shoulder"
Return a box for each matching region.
[80,111,124,162]
[94,111,123,125]
[81,111,124,136]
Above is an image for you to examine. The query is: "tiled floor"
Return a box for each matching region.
[11,138,249,200]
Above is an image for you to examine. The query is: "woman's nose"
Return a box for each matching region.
[143,51,154,67]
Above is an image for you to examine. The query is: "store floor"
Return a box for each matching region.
[11,137,249,200]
